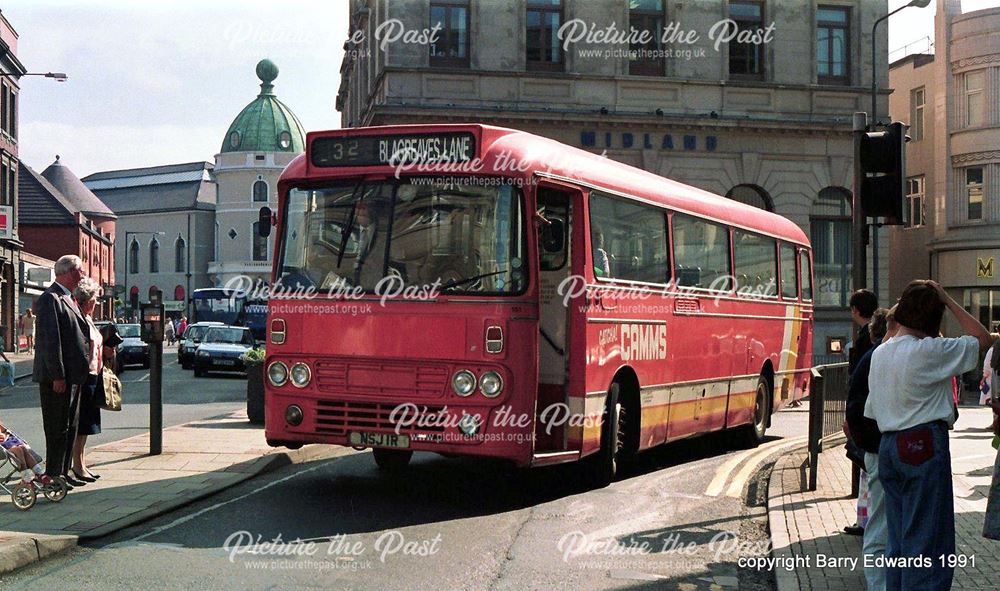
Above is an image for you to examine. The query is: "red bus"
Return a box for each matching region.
[260,124,813,484]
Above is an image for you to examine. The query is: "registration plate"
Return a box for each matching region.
[217,359,236,366]
[349,432,411,449]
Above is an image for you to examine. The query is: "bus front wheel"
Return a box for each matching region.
[372,449,412,472]
[590,383,623,488]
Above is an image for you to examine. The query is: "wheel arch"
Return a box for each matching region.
[609,366,641,455]
[759,359,775,427]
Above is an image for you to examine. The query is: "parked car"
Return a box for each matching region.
[178,321,225,369]
[193,326,258,377]
[115,324,149,370]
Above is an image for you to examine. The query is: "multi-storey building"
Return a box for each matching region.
[889,0,1000,333]
[0,12,24,349]
[210,59,306,287]
[337,0,891,359]
[82,162,217,320]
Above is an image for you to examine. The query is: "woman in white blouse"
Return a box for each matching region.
[70,278,115,483]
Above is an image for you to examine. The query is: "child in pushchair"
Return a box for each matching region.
[1,421,67,510]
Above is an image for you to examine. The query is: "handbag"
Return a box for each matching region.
[101,365,122,411]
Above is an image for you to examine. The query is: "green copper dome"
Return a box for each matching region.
[221,59,306,154]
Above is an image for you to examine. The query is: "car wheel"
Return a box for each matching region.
[372,449,412,472]
[142,360,150,370]
[194,367,204,377]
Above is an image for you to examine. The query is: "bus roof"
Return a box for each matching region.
[281,124,810,247]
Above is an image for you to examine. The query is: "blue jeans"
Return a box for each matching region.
[863,451,887,591]
[879,421,954,591]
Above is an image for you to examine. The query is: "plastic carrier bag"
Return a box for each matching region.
[0,358,14,388]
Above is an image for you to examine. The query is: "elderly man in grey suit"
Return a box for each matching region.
[33,255,90,487]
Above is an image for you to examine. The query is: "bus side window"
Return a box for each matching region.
[799,249,813,301]
[672,214,731,290]
[780,243,798,299]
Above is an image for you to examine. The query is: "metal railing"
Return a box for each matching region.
[807,362,850,491]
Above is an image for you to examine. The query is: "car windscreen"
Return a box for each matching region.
[185,326,210,341]
[203,327,253,345]
[117,325,140,338]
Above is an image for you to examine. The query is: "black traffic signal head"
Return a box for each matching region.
[860,121,908,224]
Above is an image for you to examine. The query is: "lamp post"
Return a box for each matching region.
[123,230,165,319]
[871,0,931,124]
[0,72,68,83]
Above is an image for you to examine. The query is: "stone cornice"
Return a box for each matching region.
[952,54,1000,71]
[952,151,1000,164]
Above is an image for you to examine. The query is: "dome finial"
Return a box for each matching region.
[256,59,278,95]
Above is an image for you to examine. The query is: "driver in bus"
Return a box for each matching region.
[353,201,382,286]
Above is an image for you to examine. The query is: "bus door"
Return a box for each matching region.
[534,184,583,452]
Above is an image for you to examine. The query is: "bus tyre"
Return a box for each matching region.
[590,383,623,488]
[372,449,412,472]
[737,376,770,448]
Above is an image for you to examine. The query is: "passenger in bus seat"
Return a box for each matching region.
[353,201,383,286]
[593,231,611,278]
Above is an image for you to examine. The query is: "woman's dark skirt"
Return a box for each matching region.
[77,373,102,436]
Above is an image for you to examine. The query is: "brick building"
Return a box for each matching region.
[0,12,25,349]
[18,157,115,318]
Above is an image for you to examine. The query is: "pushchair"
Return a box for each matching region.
[0,428,68,510]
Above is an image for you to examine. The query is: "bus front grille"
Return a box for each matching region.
[313,400,449,436]
[313,360,450,398]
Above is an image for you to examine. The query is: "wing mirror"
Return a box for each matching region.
[258,207,273,238]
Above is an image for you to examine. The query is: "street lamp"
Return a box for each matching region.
[0,71,68,83]
[123,230,165,318]
[871,0,931,123]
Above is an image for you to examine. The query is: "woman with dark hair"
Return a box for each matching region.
[865,280,992,591]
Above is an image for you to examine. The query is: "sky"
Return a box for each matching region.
[4,0,348,177]
[2,0,998,178]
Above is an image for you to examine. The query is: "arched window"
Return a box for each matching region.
[129,240,139,274]
[129,286,139,311]
[175,237,186,273]
[149,238,160,273]
[148,285,159,300]
[810,187,852,308]
[253,178,268,202]
[725,184,774,211]
[252,222,268,261]
[174,285,185,301]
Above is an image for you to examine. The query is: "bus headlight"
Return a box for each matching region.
[285,405,303,426]
[479,371,503,398]
[452,370,476,396]
[290,363,311,388]
[267,361,288,386]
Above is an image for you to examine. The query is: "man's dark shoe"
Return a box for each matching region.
[843,524,864,536]
[63,474,86,487]
[57,476,74,491]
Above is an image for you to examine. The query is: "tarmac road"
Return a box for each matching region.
[2,405,809,591]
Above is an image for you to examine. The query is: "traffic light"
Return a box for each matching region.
[859,121,908,224]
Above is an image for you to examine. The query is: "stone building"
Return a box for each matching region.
[82,162,217,320]
[336,0,891,359]
[18,157,115,318]
[210,59,306,287]
[888,0,1000,333]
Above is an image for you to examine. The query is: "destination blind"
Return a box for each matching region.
[311,132,476,167]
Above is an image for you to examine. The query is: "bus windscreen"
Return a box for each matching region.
[277,179,526,296]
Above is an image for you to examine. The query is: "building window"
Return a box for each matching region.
[725,184,774,211]
[966,70,984,127]
[430,0,470,67]
[810,187,852,308]
[252,178,268,202]
[728,1,765,79]
[0,161,6,206]
[175,237,186,273]
[149,238,160,273]
[906,176,925,228]
[129,240,140,274]
[629,0,665,76]
[967,167,984,221]
[910,87,924,141]
[963,289,1000,331]
[252,222,268,262]
[9,91,15,140]
[174,285,185,301]
[130,286,139,310]
[148,285,159,300]
[526,0,563,71]
[817,6,850,85]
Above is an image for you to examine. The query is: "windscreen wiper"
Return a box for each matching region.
[335,181,366,270]
[439,270,507,291]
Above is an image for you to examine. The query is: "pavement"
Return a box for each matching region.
[768,406,1000,590]
[0,408,331,574]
